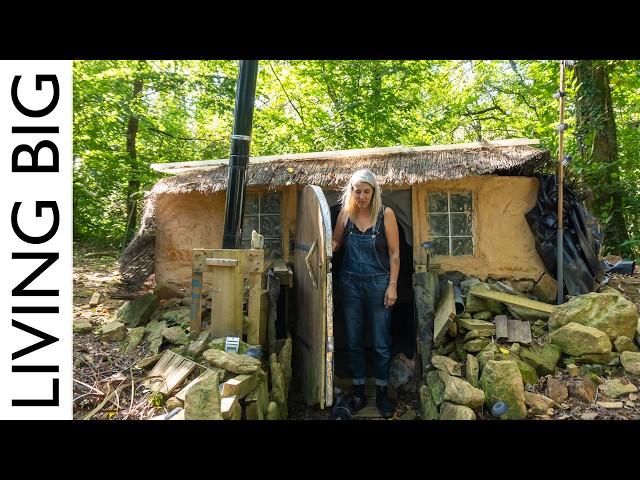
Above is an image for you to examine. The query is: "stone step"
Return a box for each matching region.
[334,376,388,420]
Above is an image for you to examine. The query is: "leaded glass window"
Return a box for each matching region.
[241,192,283,260]
[427,191,474,256]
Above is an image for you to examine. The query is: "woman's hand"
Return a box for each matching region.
[384,284,397,308]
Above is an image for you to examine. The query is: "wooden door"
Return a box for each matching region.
[293,185,334,408]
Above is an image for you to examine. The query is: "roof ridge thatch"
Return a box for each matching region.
[151,138,541,175]
[148,140,549,197]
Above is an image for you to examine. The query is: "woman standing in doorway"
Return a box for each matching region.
[332,169,400,418]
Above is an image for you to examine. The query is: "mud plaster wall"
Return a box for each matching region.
[413,176,547,280]
[155,186,297,289]
[155,191,225,288]
[156,176,546,288]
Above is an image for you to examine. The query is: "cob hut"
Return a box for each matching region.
[121,138,553,408]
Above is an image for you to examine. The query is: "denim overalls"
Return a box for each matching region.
[340,208,391,387]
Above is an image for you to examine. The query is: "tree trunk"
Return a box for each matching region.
[574,60,629,254]
[125,77,143,246]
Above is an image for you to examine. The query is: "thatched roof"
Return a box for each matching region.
[149,139,549,196]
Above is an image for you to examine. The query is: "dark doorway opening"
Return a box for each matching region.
[329,190,415,381]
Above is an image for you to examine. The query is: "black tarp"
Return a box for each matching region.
[525,175,604,297]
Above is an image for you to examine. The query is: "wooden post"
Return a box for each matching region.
[191,248,265,345]
[245,249,265,345]
[190,251,205,338]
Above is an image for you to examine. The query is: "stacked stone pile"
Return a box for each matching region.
[96,284,292,420]
[420,277,640,420]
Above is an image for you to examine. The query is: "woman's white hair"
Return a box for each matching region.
[340,169,383,224]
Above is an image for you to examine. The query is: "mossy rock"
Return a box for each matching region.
[116,294,159,328]
[476,341,500,372]
[158,306,191,328]
[473,311,493,321]
[620,351,640,375]
[122,326,146,354]
[549,291,638,340]
[614,336,639,353]
[465,354,479,387]
[419,385,439,420]
[464,338,491,353]
[426,369,445,406]
[519,343,562,376]
[479,360,527,420]
[574,352,618,365]
[549,322,612,356]
[496,353,538,386]
[439,402,476,420]
[431,355,462,376]
[438,371,484,409]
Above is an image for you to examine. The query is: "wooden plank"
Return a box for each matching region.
[195,248,263,340]
[246,374,269,417]
[411,186,422,265]
[419,187,437,266]
[433,281,456,345]
[272,258,288,273]
[507,319,532,344]
[194,248,262,275]
[221,396,241,420]
[468,287,556,314]
[206,258,238,267]
[242,249,264,275]
[494,315,509,340]
[273,259,293,287]
[175,368,220,401]
[413,186,431,266]
[144,351,197,395]
[210,250,243,338]
[221,373,258,399]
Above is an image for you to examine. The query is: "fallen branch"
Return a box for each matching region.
[82,374,164,420]
[82,380,126,420]
[73,378,105,396]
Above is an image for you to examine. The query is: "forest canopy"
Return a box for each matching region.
[73,60,640,256]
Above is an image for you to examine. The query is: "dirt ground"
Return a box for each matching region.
[73,244,639,420]
[73,244,159,420]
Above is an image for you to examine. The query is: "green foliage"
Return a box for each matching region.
[73,60,237,247]
[148,391,165,408]
[73,60,640,256]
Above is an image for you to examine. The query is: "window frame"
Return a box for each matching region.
[241,191,283,259]
[426,189,475,257]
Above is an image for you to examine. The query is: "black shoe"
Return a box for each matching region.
[350,384,367,413]
[375,385,396,419]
